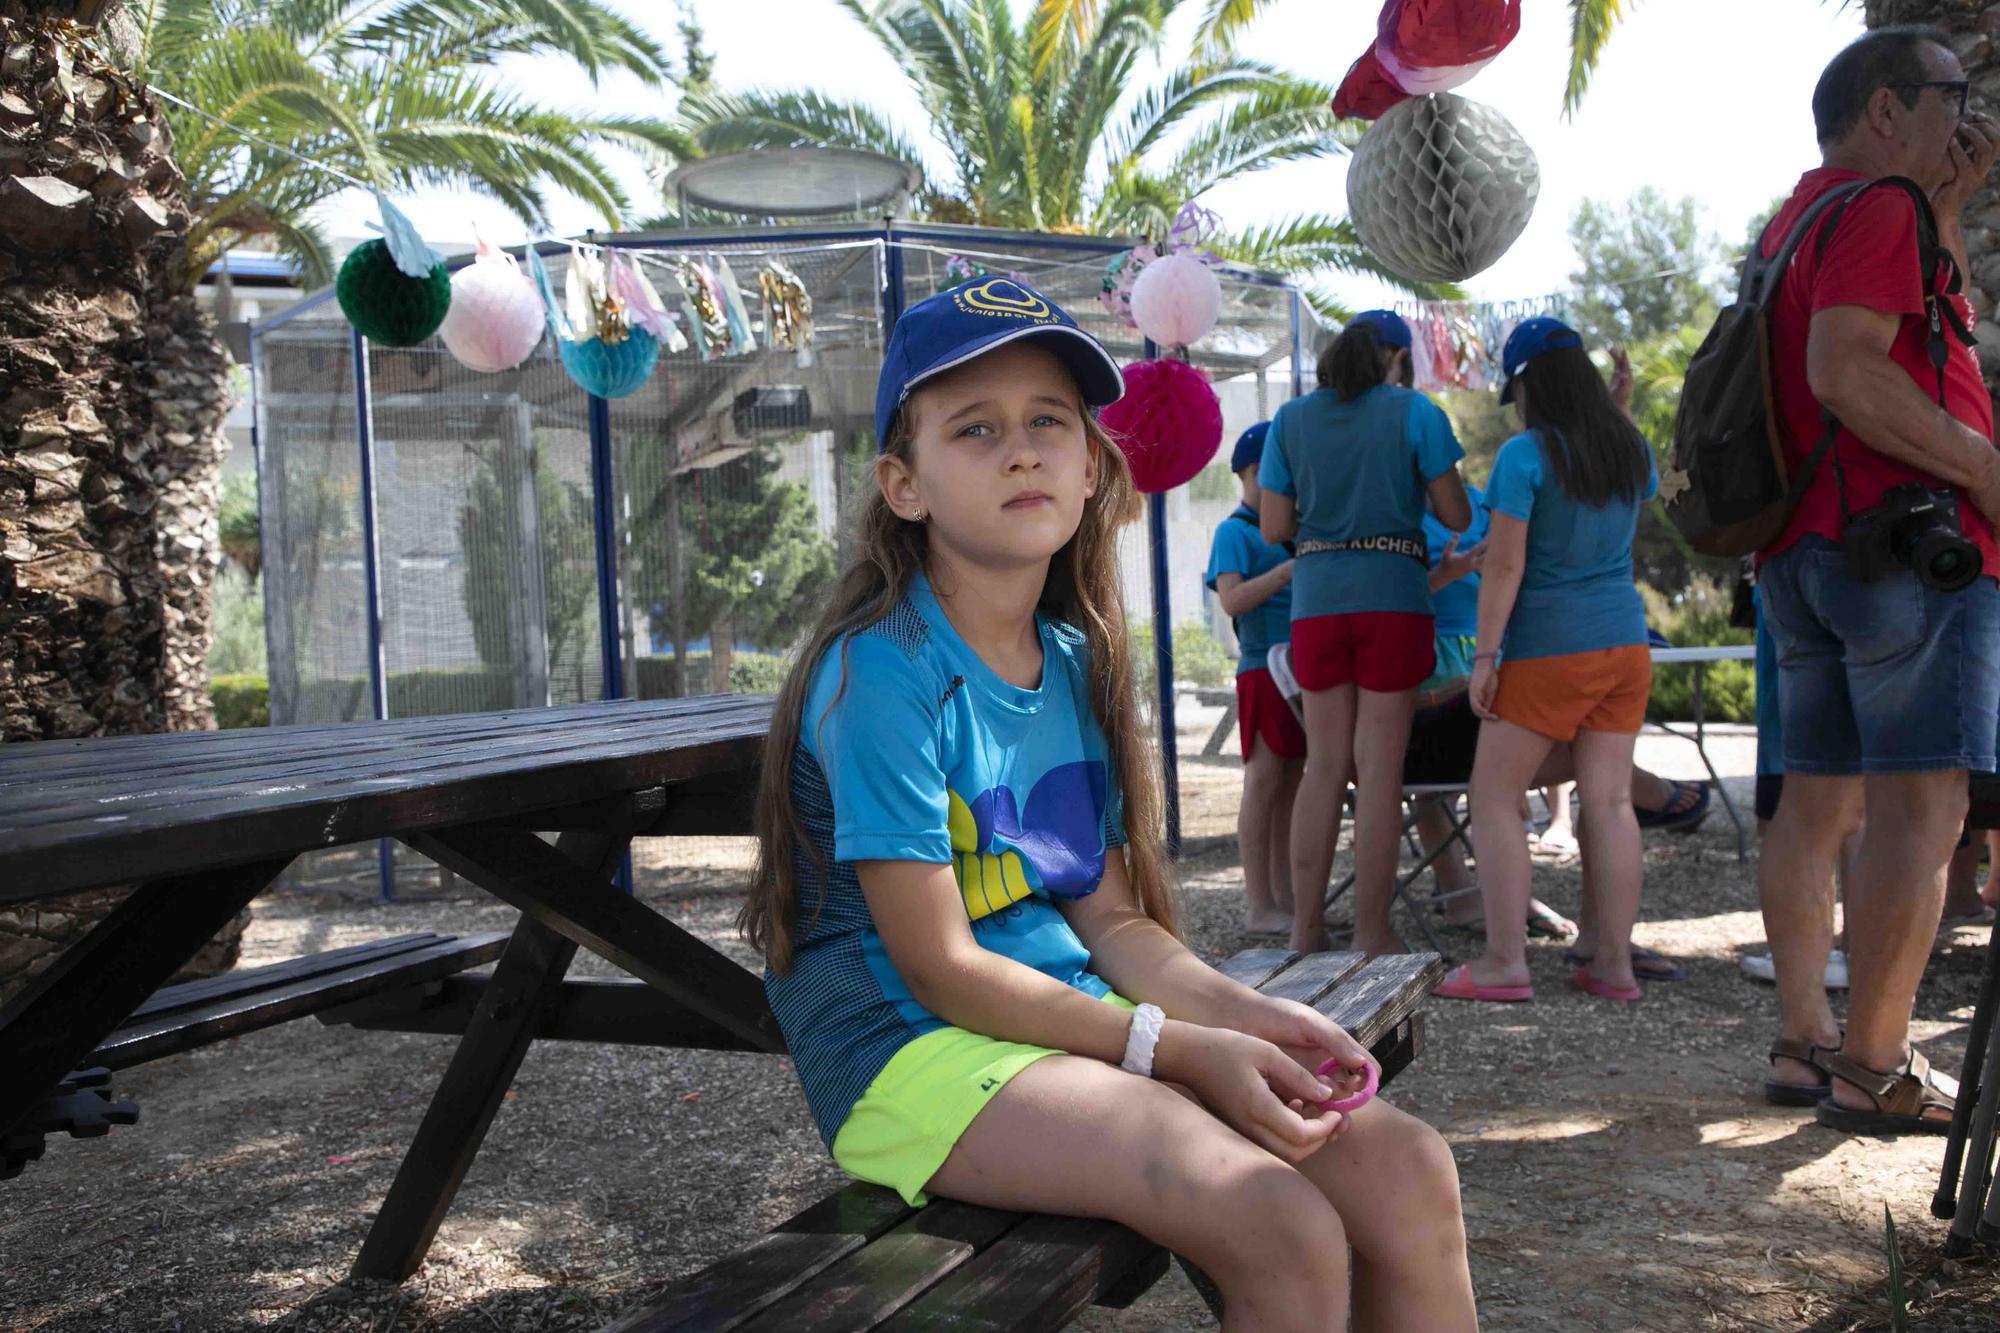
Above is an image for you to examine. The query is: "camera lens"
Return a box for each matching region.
[1912,529,1982,592]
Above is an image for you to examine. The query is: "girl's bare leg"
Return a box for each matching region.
[1349,687,1420,956]
[1240,737,1293,933]
[1292,685,1357,954]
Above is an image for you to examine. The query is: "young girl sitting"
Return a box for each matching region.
[1439,317,1658,1005]
[745,278,1477,1330]
[1260,311,1473,956]
[1207,421,1305,935]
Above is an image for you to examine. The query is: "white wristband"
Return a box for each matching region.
[1120,1003,1165,1077]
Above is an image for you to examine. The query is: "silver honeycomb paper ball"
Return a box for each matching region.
[1345,93,1540,284]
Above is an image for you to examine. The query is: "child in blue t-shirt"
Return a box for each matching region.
[1205,421,1304,935]
[1438,318,1657,1008]
[745,279,1474,1325]
[1259,309,1472,956]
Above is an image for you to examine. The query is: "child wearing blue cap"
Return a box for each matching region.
[745,277,1474,1326]
[1260,309,1474,956]
[1436,317,1658,1006]
[1205,421,1305,934]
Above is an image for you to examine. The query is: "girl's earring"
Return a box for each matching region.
[911,508,925,523]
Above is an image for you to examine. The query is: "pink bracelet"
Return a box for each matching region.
[1315,1058,1379,1114]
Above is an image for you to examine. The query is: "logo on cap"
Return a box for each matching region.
[954,278,1055,322]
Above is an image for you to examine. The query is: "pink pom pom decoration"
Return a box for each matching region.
[1128,251,1221,350]
[1098,358,1223,494]
[439,237,545,373]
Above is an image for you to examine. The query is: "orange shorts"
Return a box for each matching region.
[1491,644,1652,741]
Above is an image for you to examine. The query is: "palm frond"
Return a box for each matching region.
[1187,0,1267,61]
[345,0,674,84]
[1565,0,1634,120]
[1101,59,1293,171]
[678,88,924,169]
[1027,0,1097,80]
[1209,213,1462,299]
[1163,82,1359,199]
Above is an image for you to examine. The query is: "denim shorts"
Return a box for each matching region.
[1759,536,2000,775]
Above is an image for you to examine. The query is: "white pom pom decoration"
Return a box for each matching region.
[439,238,546,373]
[1129,251,1222,350]
[1345,93,1539,284]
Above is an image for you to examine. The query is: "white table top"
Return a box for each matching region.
[1650,644,1757,664]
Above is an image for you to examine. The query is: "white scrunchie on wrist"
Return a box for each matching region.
[1120,1002,1166,1077]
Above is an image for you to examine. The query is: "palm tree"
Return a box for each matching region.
[677,0,1447,304]
[135,0,697,285]
[0,0,687,998]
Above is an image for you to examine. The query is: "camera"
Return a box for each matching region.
[1842,483,1983,591]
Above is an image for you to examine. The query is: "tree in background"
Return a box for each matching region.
[624,448,837,695]
[1567,187,1730,349]
[457,450,598,705]
[675,0,1452,307]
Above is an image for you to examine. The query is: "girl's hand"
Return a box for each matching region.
[1469,656,1500,720]
[1608,345,1634,412]
[1234,996,1376,1104]
[1432,535,1485,590]
[1276,558,1295,585]
[1154,1021,1347,1162]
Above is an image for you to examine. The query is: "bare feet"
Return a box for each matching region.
[1464,957,1531,990]
[1290,926,1332,955]
[1245,909,1291,935]
[1351,932,1409,959]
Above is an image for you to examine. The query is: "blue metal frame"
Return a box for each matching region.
[1290,291,1306,399]
[1140,338,1182,858]
[586,393,624,703]
[350,327,396,901]
[250,286,339,336]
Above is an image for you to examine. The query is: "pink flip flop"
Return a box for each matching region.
[1569,964,1642,1002]
[1316,1058,1379,1114]
[1430,964,1534,1003]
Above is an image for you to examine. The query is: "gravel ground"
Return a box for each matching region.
[5,711,1999,1331]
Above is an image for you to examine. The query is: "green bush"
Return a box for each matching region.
[634,651,792,698]
[1642,575,1754,723]
[209,673,270,728]
[1130,620,1236,696]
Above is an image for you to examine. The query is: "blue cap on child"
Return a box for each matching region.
[874,277,1125,447]
[1230,422,1269,473]
[1345,309,1412,350]
[1499,316,1585,404]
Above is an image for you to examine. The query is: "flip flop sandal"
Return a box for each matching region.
[1568,964,1642,1002]
[1941,905,1999,928]
[1635,780,1711,833]
[1431,964,1534,1003]
[1527,901,1579,940]
[1763,1034,1839,1106]
[1815,1048,1958,1135]
[1563,945,1687,982]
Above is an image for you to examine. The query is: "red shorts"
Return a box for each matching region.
[1236,667,1307,760]
[1290,612,1435,693]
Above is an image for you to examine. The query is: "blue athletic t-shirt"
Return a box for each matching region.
[770,572,1125,1147]
[1258,385,1464,619]
[1484,430,1658,660]
[1204,505,1293,675]
[1422,485,1490,638]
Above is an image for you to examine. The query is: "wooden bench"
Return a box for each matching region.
[600,947,1446,1332]
[3,932,509,1178]
[1179,685,1239,758]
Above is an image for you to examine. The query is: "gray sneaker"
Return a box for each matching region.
[1739,950,1848,990]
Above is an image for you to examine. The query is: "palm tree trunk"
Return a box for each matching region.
[0,0,243,1000]
[1867,2,2000,399]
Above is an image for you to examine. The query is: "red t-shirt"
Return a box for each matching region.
[1761,166,1996,569]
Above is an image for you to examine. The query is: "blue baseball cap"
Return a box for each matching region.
[1500,316,1585,404]
[874,277,1124,446]
[1230,422,1269,473]
[1345,309,1412,350]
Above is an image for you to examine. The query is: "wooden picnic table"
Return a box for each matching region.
[0,695,774,1278]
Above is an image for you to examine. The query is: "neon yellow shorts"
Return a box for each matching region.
[831,990,1137,1206]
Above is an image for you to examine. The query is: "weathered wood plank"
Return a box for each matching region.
[1318,953,1448,1048]
[601,1186,913,1333]
[1255,950,1368,1007]
[1215,947,1297,989]
[123,933,444,1020]
[93,933,509,1069]
[324,974,769,1053]
[734,1201,1023,1333]
[878,1214,1163,1333]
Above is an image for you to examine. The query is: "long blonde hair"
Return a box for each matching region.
[743,405,1179,973]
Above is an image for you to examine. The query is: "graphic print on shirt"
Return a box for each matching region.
[947,760,1109,921]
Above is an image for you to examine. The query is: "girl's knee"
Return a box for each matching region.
[1217,1162,1348,1276]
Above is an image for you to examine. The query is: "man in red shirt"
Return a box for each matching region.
[1757,26,2000,1134]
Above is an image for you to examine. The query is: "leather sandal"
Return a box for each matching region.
[1815,1048,1958,1135]
[1763,1034,1839,1106]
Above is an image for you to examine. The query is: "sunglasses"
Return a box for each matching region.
[1900,79,1971,117]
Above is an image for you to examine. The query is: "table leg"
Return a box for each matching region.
[351,825,626,1282]
[0,857,292,1140]
[1202,701,1237,758]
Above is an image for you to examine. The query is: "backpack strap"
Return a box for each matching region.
[1743,179,1873,306]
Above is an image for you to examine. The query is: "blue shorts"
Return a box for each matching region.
[1759,536,2000,775]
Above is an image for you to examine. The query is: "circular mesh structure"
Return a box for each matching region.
[1345,93,1539,284]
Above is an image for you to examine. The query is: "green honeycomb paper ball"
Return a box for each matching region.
[336,239,452,347]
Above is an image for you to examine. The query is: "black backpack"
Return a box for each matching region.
[1662,176,1972,556]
